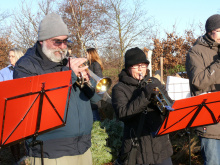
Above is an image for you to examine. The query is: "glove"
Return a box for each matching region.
[143,83,158,100]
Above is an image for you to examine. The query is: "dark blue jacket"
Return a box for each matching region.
[13,42,101,158]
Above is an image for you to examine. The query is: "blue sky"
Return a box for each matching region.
[146,0,220,37]
[1,0,220,38]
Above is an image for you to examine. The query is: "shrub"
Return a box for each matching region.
[101,118,124,160]
[91,121,112,165]
[91,119,124,164]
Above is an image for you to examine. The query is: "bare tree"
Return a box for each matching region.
[103,0,154,70]
[0,36,13,69]
[10,0,57,50]
[0,10,13,69]
[0,10,11,26]
[59,0,109,57]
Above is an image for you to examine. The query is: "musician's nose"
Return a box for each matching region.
[59,43,67,49]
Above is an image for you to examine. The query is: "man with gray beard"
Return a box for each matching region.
[13,13,100,165]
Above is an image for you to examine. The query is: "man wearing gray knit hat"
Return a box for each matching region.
[13,13,100,165]
[186,14,220,165]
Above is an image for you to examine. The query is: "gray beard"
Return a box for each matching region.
[42,42,67,62]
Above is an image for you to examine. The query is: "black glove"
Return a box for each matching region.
[143,83,158,100]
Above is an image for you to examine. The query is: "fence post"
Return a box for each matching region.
[160,57,163,82]
[147,50,152,77]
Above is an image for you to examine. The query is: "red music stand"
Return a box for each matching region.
[0,70,72,164]
[156,91,220,136]
[156,91,220,165]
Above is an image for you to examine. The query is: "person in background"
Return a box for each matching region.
[67,44,73,57]
[186,14,220,165]
[86,48,103,121]
[0,48,24,81]
[112,47,173,165]
[0,48,24,163]
[13,13,100,165]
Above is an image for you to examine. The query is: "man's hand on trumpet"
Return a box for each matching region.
[68,58,90,82]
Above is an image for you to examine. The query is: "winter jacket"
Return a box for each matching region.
[89,61,103,110]
[13,42,101,158]
[186,34,220,139]
[112,69,173,164]
[0,64,14,81]
[89,61,103,78]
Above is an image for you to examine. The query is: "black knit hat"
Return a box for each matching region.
[205,14,220,33]
[124,47,149,69]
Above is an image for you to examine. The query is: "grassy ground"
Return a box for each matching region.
[171,131,203,165]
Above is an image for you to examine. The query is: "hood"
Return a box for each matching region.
[194,34,219,51]
[118,69,150,87]
[24,42,67,72]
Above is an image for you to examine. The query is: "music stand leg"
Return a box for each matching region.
[40,141,44,165]
[186,129,191,165]
[30,139,44,165]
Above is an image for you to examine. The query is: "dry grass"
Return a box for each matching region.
[171,131,203,165]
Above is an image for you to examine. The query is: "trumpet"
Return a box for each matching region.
[66,54,112,94]
[140,72,172,115]
[152,86,172,115]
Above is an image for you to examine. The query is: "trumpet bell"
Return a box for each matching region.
[96,77,112,94]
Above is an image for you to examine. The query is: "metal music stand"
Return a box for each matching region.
[0,70,72,165]
[156,91,220,165]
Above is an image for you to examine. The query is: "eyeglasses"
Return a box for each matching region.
[131,63,148,69]
[50,39,68,46]
[213,30,220,33]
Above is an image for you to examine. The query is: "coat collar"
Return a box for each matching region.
[35,42,65,70]
[194,34,219,51]
[118,69,150,87]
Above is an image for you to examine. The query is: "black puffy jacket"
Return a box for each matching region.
[112,69,173,164]
[89,61,103,78]
[89,61,103,110]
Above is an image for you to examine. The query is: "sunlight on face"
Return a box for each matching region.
[128,63,148,80]
[210,28,220,43]
[8,51,16,66]
[42,36,68,62]
[86,52,90,60]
